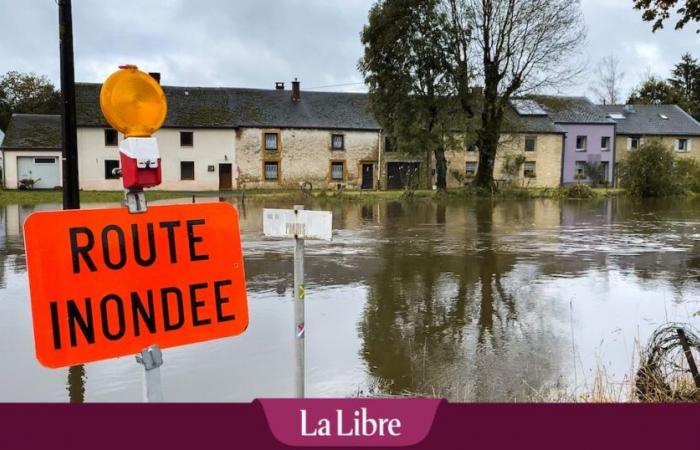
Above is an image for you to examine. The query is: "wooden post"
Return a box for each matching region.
[676,328,700,388]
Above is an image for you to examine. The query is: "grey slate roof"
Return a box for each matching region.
[528,96,614,124]
[75,83,381,130]
[1,114,62,149]
[599,104,700,136]
[503,105,564,134]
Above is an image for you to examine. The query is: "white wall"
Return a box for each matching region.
[76,127,237,191]
[3,150,64,189]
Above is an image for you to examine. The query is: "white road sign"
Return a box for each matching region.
[263,208,333,241]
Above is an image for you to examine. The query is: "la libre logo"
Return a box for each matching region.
[300,407,402,437]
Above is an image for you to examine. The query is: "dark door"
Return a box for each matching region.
[219,163,232,190]
[361,164,374,189]
[387,162,420,189]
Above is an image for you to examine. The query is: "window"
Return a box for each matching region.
[465,161,477,176]
[575,161,587,179]
[601,136,610,151]
[180,131,193,147]
[104,129,118,146]
[264,162,279,180]
[630,137,640,150]
[180,161,195,180]
[331,134,344,150]
[576,136,587,152]
[678,138,689,152]
[523,161,536,178]
[384,136,397,152]
[265,133,279,151]
[104,160,120,179]
[524,136,536,152]
[34,157,56,164]
[331,162,344,180]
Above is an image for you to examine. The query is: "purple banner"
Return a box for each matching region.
[1,401,699,449]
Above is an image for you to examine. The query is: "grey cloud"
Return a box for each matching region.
[1,0,699,99]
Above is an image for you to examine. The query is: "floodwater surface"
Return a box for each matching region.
[0,196,699,401]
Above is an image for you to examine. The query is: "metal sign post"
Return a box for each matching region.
[136,345,164,402]
[293,205,305,398]
[263,206,332,398]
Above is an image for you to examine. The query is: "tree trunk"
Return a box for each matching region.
[434,146,447,190]
[474,62,504,190]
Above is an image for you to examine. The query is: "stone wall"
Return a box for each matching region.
[236,128,380,190]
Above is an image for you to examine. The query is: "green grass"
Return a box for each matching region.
[0,190,191,205]
[0,186,628,206]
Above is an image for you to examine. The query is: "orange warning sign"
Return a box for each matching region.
[24,202,248,368]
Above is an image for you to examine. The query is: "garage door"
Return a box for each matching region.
[17,156,60,189]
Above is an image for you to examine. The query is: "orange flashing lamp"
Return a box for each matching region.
[100,65,167,137]
[99,65,167,190]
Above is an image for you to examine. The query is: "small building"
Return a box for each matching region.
[532,96,616,185]
[600,104,700,168]
[1,114,63,189]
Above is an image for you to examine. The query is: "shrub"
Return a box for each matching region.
[673,158,700,193]
[618,140,683,197]
[562,183,595,199]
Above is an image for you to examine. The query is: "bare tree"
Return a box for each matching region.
[451,0,586,188]
[591,54,625,105]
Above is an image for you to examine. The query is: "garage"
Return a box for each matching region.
[386,162,421,190]
[17,156,60,189]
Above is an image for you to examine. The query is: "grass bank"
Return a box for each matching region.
[0,186,626,205]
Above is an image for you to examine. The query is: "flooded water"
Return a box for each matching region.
[1,196,699,402]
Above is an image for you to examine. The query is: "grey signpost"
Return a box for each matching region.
[263,205,333,398]
[136,345,164,402]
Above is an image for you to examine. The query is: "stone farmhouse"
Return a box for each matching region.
[2,76,700,191]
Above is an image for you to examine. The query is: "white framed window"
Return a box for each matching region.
[677,138,690,152]
[576,136,587,152]
[601,136,610,151]
[629,137,641,150]
[575,161,586,178]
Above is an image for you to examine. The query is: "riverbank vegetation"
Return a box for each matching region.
[0,185,628,205]
[618,140,700,197]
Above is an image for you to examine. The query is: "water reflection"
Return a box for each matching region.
[0,196,698,401]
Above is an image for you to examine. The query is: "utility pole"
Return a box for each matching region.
[59,0,80,210]
[58,0,83,403]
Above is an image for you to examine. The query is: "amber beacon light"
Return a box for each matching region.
[99,65,167,193]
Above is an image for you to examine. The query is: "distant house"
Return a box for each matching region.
[531,96,616,185]
[441,100,566,188]
[1,114,63,189]
[599,104,700,169]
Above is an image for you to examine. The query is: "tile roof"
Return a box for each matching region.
[0,114,62,149]
[599,104,700,136]
[528,96,614,124]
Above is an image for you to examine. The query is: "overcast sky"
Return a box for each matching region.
[1,0,699,100]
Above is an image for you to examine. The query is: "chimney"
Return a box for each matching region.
[291,78,300,102]
[148,72,161,84]
[275,82,285,90]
